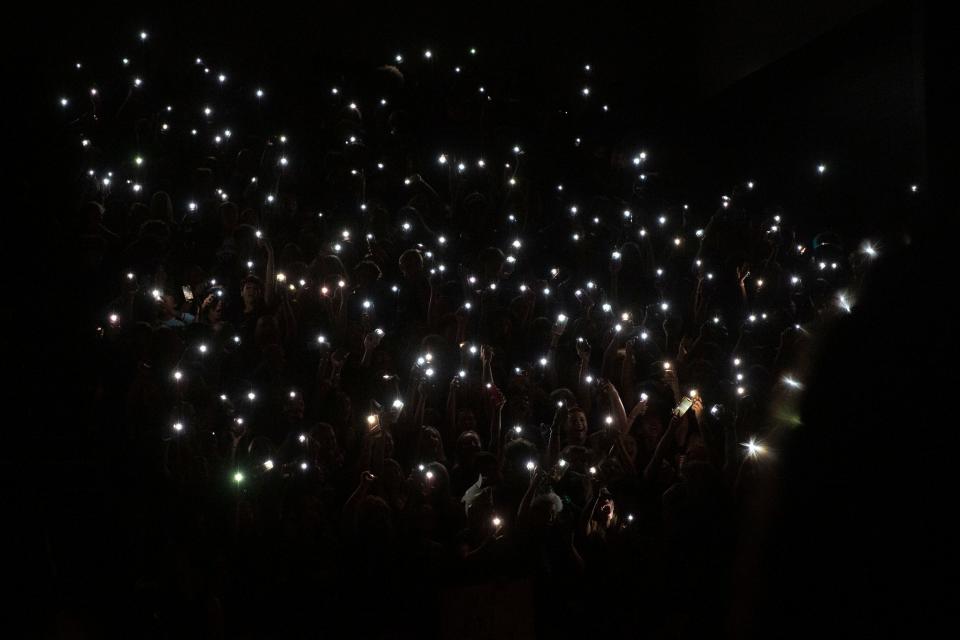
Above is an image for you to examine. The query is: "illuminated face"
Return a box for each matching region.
[208,299,225,323]
[564,410,588,445]
[241,283,260,305]
[424,429,442,453]
[161,294,177,315]
[458,432,482,458]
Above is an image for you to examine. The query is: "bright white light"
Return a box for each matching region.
[817,164,826,174]
[743,438,764,457]
[837,292,854,313]
[783,376,803,389]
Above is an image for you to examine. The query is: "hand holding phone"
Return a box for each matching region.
[673,395,695,418]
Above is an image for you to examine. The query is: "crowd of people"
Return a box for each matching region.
[57,32,887,638]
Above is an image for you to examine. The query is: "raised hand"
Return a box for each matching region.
[480,344,494,365]
[363,330,383,352]
[575,337,591,360]
[690,396,704,422]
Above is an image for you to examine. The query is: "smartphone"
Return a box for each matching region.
[182,285,194,302]
[673,396,694,418]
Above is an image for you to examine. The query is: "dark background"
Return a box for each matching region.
[15,0,925,232]
[5,0,950,634]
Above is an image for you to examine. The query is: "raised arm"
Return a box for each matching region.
[493,391,506,461]
[517,467,545,528]
[575,338,593,414]
[480,344,495,388]
[644,414,681,485]
[262,238,275,307]
[601,380,629,434]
